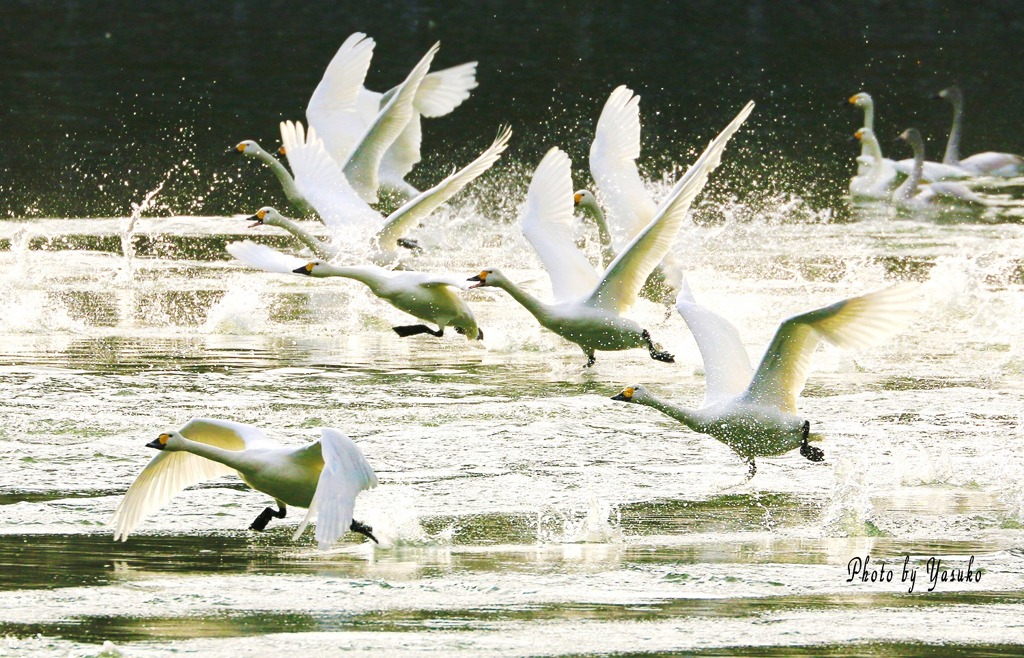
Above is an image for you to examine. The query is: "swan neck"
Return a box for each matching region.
[894,136,925,202]
[580,201,616,267]
[255,150,303,202]
[177,437,244,471]
[316,264,381,288]
[862,134,887,183]
[943,94,963,165]
[271,217,333,259]
[859,103,875,159]
[494,277,550,321]
[639,394,702,432]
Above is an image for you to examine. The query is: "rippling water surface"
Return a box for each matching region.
[5,2,1024,656]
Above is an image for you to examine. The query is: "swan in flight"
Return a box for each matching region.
[234,40,440,208]
[231,140,317,217]
[847,92,971,182]
[935,86,1024,177]
[307,32,478,201]
[111,418,379,549]
[572,86,680,302]
[246,124,511,267]
[469,101,754,366]
[892,128,990,211]
[612,280,917,479]
[226,241,482,340]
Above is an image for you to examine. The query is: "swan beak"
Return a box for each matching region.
[573,192,583,206]
[611,386,635,402]
[245,214,263,228]
[293,263,315,276]
[145,435,168,450]
[467,272,487,288]
[610,392,630,401]
[230,143,247,155]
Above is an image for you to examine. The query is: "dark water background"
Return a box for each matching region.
[1,0,1023,219]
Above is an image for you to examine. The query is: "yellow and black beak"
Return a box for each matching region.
[293,262,316,276]
[146,433,170,450]
[610,387,635,402]
[246,209,267,228]
[278,146,287,156]
[467,271,488,288]
[230,143,246,155]
[573,192,583,206]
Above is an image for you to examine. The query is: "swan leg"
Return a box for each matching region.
[396,237,424,253]
[453,326,484,340]
[799,421,825,462]
[745,459,757,482]
[393,324,444,338]
[583,349,597,368]
[350,519,379,544]
[249,501,287,531]
[642,329,675,363]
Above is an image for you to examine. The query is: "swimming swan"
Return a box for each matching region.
[612,280,917,479]
[936,85,1024,177]
[111,418,378,549]
[850,128,899,199]
[469,101,753,366]
[892,128,990,211]
[847,92,971,182]
[307,33,478,201]
[226,240,482,340]
[247,124,511,266]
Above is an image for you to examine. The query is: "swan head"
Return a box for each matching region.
[610,385,649,404]
[232,140,264,157]
[293,259,330,277]
[896,128,922,146]
[934,86,962,103]
[573,189,600,211]
[245,206,285,229]
[848,92,872,109]
[145,431,185,451]
[853,128,877,144]
[467,268,504,289]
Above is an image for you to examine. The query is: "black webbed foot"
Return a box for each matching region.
[642,329,675,363]
[396,237,424,252]
[799,421,824,462]
[350,519,379,544]
[393,324,444,338]
[249,502,287,531]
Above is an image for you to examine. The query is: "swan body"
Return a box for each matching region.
[937,86,1024,177]
[612,280,917,477]
[850,128,899,199]
[226,241,481,339]
[470,101,753,366]
[111,418,378,549]
[307,33,479,201]
[893,128,990,211]
[252,125,511,267]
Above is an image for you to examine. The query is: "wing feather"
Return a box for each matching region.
[110,418,271,541]
[306,33,376,165]
[744,283,919,413]
[674,279,753,404]
[520,147,601,301]
[585,101,754,312]
[375,127,511,257]
[343,43,438,204]
[415,62,479,117]
[227,241,310,274]
[589,86,658,248]
[293,429,378,549]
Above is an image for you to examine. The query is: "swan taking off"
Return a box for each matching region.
[470,101,754,366]
[111,418,378,549]
[613,280,917,479]
[226,240,482,340]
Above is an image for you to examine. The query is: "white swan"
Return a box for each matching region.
[231,140,317,217]
[469,101,753,366]
[612,280,917,479]
[235,40,439,209]
[847,92,971,182]
[226,241,482,340]
[248,124,511,267]
[306,33,478,201]
[111,418,378,549]
[892,128,990,211]
[572,86,680,301]
[850,128,899,199]
[936,85,1024,177]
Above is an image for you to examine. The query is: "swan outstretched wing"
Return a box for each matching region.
[375,126,511,254]
[674,279,753,404]
[589,86,657,248]
[585,101,754,313]
[227,241,310,274]
[110,418,273,541]
[294,428,378,549]
[521,147,602,302]
[415,62,478,117]
[279,120,381,232]
[306,32,376,165]
[343,43,438,204]
[744,283,918,414]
